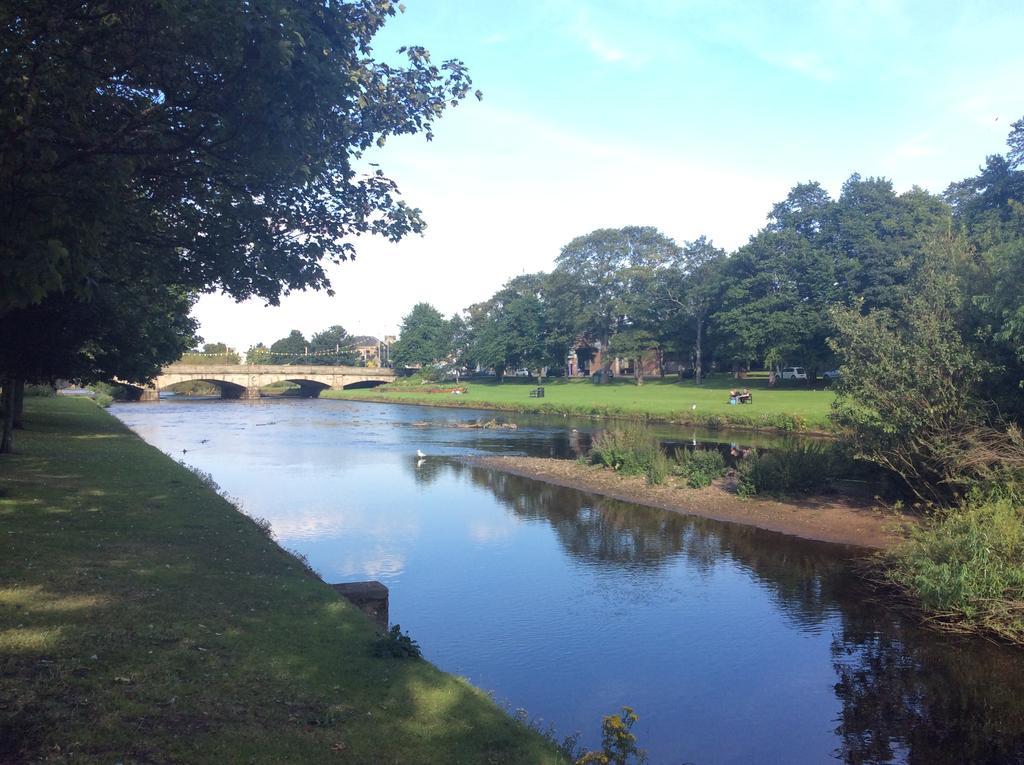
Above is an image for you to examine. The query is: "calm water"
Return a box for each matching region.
[111,398,1024,764]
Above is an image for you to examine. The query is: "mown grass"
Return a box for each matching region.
[0,398,565,764]
[324,375,835,433]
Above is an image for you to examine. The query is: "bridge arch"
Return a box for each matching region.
[342,379,390,390]
[276,378,332,397]
[162,378,250,399]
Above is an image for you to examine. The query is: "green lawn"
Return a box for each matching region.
[0,398,564,764]
[323,374,837,432]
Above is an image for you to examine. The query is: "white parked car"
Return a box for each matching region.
[822,369,841,380]
[779,366,807,380]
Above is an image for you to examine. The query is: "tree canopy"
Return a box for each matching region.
[391,303,452,368]
[1,0,479,313]
[0,1,476,452]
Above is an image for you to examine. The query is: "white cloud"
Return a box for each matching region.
[773,51,835,82]
[892,132,937,160]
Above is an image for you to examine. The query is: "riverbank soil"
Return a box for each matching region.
[0,398,564,764]
[466,456,914,549]
[323,375,835,433]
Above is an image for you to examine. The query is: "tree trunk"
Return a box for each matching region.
[12,378,25,429]
[634,358,642,386]
[694,316,704,386]
[0,377,14,454]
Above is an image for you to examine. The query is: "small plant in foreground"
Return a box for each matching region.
[372,624,422,659]
[512,708,583,761]
[283,546,317,577]
[575,706,647,765]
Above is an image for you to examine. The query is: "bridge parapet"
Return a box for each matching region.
[147,363,398,401]
[163,364,397,376]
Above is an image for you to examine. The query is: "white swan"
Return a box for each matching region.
[416,449,426,458]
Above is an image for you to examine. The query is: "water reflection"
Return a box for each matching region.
[830,590,1024,765]
[429,459,1024,764]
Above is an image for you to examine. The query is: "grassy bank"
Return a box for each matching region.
[323,375,835,433]
[0,398,564,763]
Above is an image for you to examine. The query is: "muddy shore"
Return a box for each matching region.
[463,455,914,549]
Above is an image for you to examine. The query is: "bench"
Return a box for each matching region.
[529,387,545,398]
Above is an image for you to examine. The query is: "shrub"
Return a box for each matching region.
[646,450,671,486]
[674,448,727,488]
[24,384,55,397]
[589,423,670,484]
[575,706,647,765]
[93,392,114,408]
[881,489,1024,643]
[702,414,725,430]
[736,441,847,497]
[372,624,422,659]
[88,381,132,401]
[829,246,995,504]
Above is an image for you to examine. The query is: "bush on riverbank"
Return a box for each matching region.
[881,488,1024,643]
[590,424,671,485]
[673,448,727,488]
[736,442,847,497]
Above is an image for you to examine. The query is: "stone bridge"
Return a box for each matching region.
[132,364,399,401]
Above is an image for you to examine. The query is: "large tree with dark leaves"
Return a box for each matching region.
[553,227,679,367]
[945,117,1024,417]
[0,278,197,452]
[0,0,478,312]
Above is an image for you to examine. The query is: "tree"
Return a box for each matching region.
[1,1,478,315]
[830,176,950,313]
[464,274,571,381]
[181,343,241,365]
[1,1,476,454]
[246,344,270,365]
[768,181,834,241]
[829,238,990,504]
[711,227,838,378]
[651,236,727,385]
[308,326,358,365]
[268,330,309,364]
[946,118,1024,419]
[391,304,452,368]
[0,280,196,452]
[608,329,659,385]
[1009,116,1024,169]
[553,227,680,367]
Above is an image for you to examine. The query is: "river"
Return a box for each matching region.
[111,397,1024,764]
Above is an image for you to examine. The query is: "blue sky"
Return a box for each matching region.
[195,0,1024,350]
